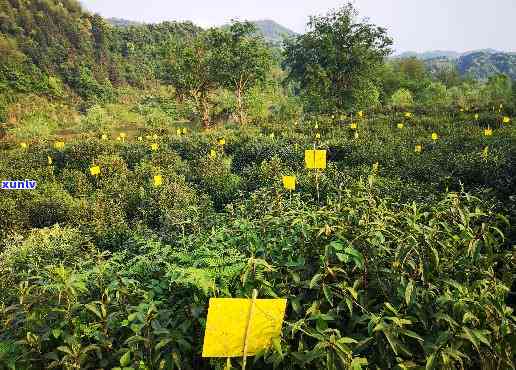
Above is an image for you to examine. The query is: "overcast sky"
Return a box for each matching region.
[81,0,515,54]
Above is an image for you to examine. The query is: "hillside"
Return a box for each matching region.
[395,49,516,80]
[251,20,296,44]
[457,51,516,80]
[0,0,199,105]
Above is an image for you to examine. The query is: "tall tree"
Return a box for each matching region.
[283,4,392,114]
[207,21,273,124]
[162,34,217,127]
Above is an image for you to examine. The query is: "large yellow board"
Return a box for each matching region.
[202,298,287,358]
[305,150,327,169]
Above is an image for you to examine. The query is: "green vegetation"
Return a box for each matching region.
[0,1,515,369]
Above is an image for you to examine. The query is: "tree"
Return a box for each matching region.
[420,82,450,110]
[390,88,414,111]
[283,4,392,114]
[482,74,512,109]
[207,21,273,124]
[162,34,217,127]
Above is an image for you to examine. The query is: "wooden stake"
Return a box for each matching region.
[242,289,258,370]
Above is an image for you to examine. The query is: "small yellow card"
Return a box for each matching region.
[153,175,163,187]
[209,149,217,158]
[151,143,159,151]
[54,141,65,150]
[218,138,226,146]
[503,116,510,124]
[397,123,404,129]
[415,144,422,153]
[90,166,100,176]
[484,128,492,136]
[282,176,296,191]
[20,142,28,149]
[431,133,438,141]
[305,150,327,169]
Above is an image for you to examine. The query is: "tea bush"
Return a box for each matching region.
[0,108,514,369]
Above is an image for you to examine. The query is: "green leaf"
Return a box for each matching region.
[120,351,131,367]
[310,273,323,289]
[323,285,333,306]
[425,353,436,370]
[351,357,368,370]
[271,337,283,357]
[405,280,414,306]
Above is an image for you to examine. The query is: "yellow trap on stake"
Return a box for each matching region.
[282,175,296,191]
[202,295,287,359]
[305,150,327,169]
[90,166,100,176]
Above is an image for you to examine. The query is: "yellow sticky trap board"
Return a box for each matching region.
[404,112,412,118]
[153,175,162,187]
[137,136,143,141]
[431,133,438,141]
[151,143,159,151]
[358,111,363,118]
[484,128,493,136]
[120,133,127,138]
[503,116,510,123]
[54,141,65,150]
[90,166,100,176]
[202,298,287,358]
[218,138,226,146]
[20,142,28,149]
[397,123,404,129]
[415,145,422,153]
[102,134,108,140]
[350,123,357,130]
[48,156,53,165]
[282,176,296,191]
[315,133,321,139]
[209,149,217,158]
[305,150,327,169]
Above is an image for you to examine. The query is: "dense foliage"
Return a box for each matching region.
[1,98,515,368]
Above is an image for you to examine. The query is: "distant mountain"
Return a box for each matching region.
[396,51,461,60]
[394,49,512,60]
[395,49,516,81]
[251,20,296,44]
[107,18,143,27]
[457,52,516,80]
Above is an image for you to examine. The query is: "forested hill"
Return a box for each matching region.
[396,50,516,81]
[0,0,200,105]
[251,20,296,44]
[108,17,297,45]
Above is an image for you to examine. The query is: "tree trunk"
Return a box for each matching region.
[236,81,246,124]
[200,94,211,128]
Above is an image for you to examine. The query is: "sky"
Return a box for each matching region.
[80,0,516,54]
